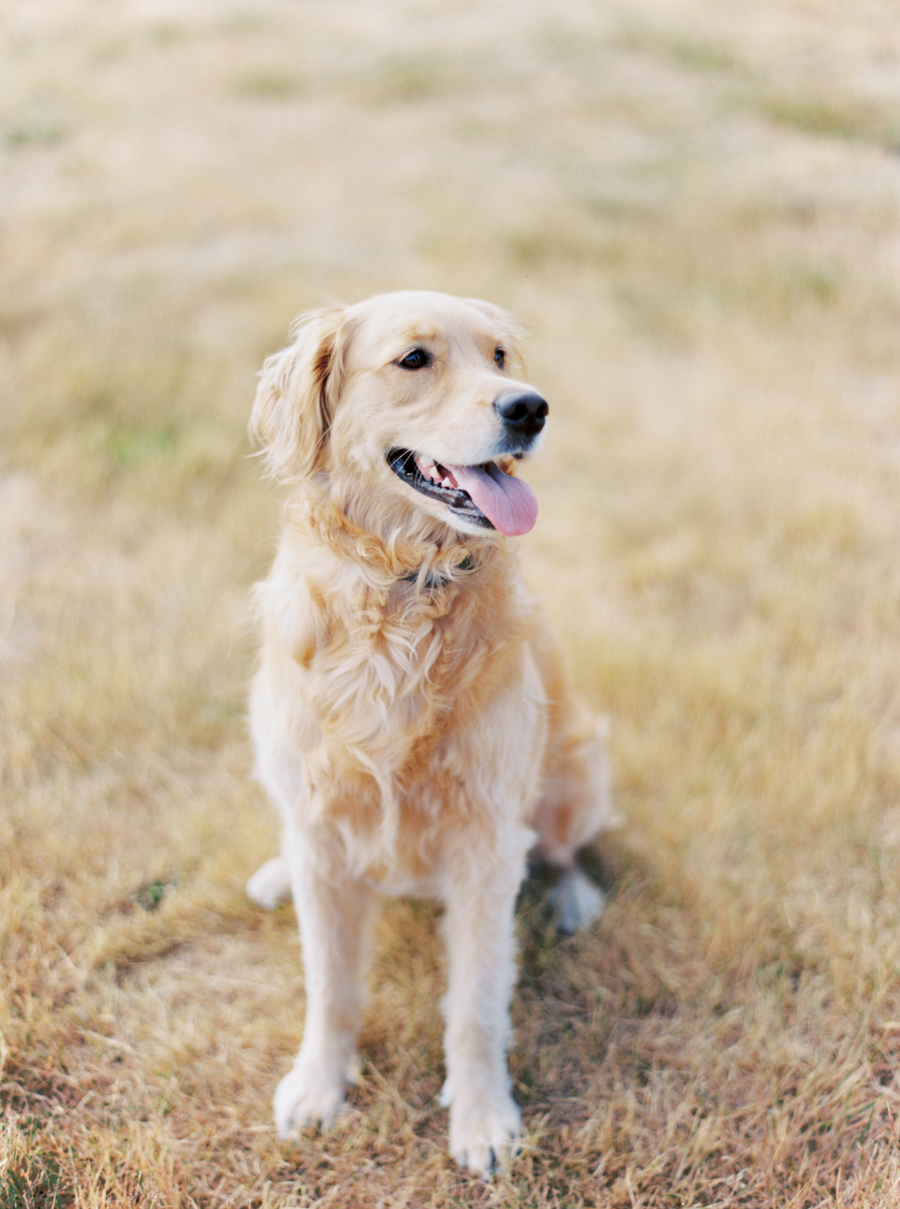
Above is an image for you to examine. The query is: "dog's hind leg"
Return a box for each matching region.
[532,711,618,932]
[246,854,291,909]
[529,627,618,930]
[546,865,606,933]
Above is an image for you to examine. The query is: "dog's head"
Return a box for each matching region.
[250,291,547,539]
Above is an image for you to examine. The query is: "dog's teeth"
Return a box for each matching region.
[426,464,444,485]
[413,456,458,490]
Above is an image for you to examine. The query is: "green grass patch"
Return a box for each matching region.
[99,424,178,469]
[764,95,900,149]
[0,1147,72,1209]
[5,101,66,149]
[236,70,305,100]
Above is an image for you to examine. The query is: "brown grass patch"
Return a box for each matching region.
[3,0,900,1204]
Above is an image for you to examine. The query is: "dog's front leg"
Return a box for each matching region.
[274,821,377,1137]
[440,823,532,1177]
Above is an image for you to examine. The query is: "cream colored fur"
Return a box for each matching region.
[247,290,617,1176]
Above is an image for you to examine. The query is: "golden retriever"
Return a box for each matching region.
[246,290,616,1176]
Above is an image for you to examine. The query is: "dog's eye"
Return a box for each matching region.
[494,347,506,368]
[397,348,431,370]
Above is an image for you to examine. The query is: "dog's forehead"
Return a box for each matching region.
[348,293,512,361]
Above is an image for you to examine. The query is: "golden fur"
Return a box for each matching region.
[246,290,616,1175]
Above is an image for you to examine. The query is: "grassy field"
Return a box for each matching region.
[3,0,900,1205]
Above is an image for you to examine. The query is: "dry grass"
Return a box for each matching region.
[3,0,900,1204]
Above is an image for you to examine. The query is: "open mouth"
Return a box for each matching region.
[386,448,538,537]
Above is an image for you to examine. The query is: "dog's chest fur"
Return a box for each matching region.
[254,528,546,852]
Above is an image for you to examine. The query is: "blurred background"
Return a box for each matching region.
[2,1,900,1205]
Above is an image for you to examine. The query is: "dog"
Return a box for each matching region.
[245,290,617,1176]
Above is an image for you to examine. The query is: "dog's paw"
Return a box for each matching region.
[273,1060,347,1137]
[449,1092,522,1178]
[246,856,292,910]
[547,866,605,934]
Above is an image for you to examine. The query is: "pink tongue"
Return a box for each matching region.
[444,462,538,536]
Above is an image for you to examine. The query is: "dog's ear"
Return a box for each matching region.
[250,305,348,480]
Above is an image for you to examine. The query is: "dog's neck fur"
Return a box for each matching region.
[292,481,491,594]
[397,554,475,589]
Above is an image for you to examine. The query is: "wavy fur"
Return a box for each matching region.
[246,290,617,1175]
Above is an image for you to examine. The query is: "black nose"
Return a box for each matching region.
[494,389,549,439]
